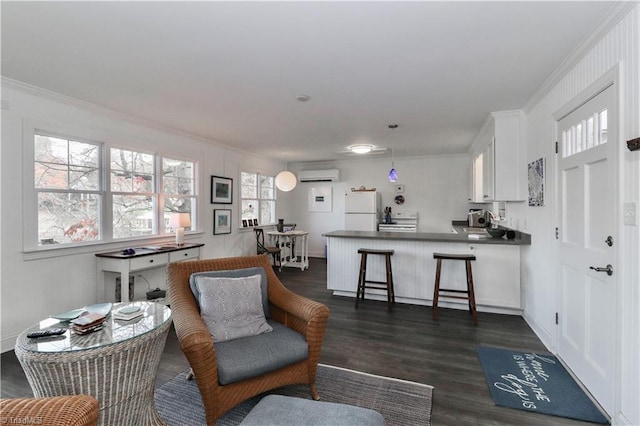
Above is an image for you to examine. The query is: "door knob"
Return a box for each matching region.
[589,264,613,276]
[605,236,613,247]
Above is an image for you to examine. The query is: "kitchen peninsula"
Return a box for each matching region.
[323,227,531,314]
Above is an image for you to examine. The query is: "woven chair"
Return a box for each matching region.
[167,255,330,425]
[0,395,100,426]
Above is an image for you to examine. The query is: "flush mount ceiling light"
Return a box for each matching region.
[349,144,374,154]
[296,95,311,102]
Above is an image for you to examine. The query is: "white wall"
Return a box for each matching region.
[0,80,284,352]
[509,5,639,424]
[279,155,471,257]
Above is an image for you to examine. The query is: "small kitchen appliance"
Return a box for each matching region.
[468,209,488,227]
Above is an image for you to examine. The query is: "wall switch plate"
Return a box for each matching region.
[623,202,637,226]
[395,184,405,193]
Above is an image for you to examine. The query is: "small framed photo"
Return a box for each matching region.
[211,176,233,204]
[213,209,232,235]
[242,219,249,228]
[252,218,259,226]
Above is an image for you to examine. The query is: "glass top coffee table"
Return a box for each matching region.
[15,302,172,426]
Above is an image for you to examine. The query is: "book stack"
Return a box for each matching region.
[113,305,143,321]
[70,312,107,335]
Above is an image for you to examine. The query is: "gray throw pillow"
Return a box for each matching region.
[195,274,273,343]
[190,267,270,318]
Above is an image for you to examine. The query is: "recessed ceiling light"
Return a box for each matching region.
[349,144,373,154]
[296,95,311,102]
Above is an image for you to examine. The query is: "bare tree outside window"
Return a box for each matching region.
[35,134,100,245]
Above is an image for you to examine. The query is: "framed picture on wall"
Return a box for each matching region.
[213,209,232,235]
[211,176,233,204]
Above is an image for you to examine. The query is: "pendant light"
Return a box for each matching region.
[388,124,398,182]
[275,166,297,192]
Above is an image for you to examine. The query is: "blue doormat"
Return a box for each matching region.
[476,346,608,424]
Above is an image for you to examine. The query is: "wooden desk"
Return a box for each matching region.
[96,243,204,302]
[267,231,309,271]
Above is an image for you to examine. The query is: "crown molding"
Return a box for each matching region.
[1,76,269,162]
[522,1,638,113]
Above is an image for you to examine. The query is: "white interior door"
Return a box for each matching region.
[556,84,617,414]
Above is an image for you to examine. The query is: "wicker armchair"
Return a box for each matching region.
[167,255,330,425]
[0,395,99,426]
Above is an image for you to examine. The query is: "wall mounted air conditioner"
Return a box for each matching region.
[298,169,341,182]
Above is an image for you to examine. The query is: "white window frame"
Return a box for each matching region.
[240,170,277,227]
[23,121,199,254]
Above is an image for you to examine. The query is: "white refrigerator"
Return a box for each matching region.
[344,191,379,231]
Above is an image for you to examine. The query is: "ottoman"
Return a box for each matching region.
[239,395,385,426]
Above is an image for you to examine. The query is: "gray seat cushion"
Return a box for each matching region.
[239,395,385,426]
[215,320,308,385]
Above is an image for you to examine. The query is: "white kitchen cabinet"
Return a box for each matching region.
[482,140,495,201]
[469,110,526,202]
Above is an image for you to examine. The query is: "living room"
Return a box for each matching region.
[1,2,639,425]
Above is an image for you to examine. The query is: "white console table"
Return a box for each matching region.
[95,243,204,302]
[267,230,309,271]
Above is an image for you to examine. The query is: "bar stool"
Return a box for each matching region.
[432,252,478,325]
[355,248,395,311]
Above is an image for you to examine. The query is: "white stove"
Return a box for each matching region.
[378,211,418,232]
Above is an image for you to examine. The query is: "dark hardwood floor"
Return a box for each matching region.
[1,257,592,425]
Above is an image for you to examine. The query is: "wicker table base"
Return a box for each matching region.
[15,302,171,426]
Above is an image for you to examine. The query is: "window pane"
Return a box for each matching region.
[242,199,258,220]
[70,165,99,190]
[112,195,154,238]
[35,162,68,189]
[260,200,275,224]
[35,135,68,163]
[164,197,194,232]
[69,141,99,168]
[261,186,274,199]
[110,148,154,192]
[38,192,100,245]
[241,172,257,198]
[163,158,194,195]
[598,109,608,144]
[575,122,583,153]
[586,116,594,149]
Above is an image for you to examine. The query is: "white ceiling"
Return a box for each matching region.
[1,1,617,162]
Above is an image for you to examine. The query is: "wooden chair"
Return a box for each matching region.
[255,228,281,269]
[0,395,100,426]
[167,255,330,425]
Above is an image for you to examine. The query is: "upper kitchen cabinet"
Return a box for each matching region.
[470,110,526,202]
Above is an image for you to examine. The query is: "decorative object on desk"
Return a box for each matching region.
[242,219,249,228]
[252,218,258,226]
[211,176,233,204]
[308,186,332,212]
[170,212,191,245]
[388,124,399,182]
[528,157,545,206]
[147,288,166,300]
[394,195,405,205]
[275,170,297,192]
[84,303,112,317]
[277,218,284,232]
[384,207,392,224]
[213,209,232,235]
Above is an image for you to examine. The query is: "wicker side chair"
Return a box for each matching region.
[167,254,330,425]
[0,395,100,426]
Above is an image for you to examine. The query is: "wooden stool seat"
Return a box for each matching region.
[432,252,478,325]
[356,249,395,311]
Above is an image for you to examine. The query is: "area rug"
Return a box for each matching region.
[476,345,608,424]
[155,364,433,425]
